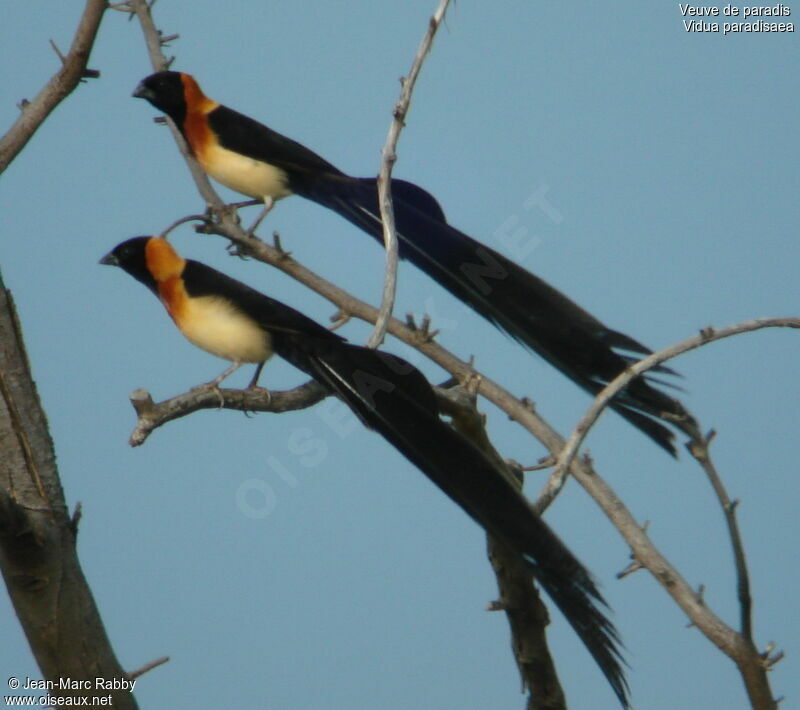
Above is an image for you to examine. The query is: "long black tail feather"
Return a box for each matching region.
[276,335,630,707]
[301,176,696,455]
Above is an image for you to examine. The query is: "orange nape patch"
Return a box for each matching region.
[145,237,186,282]
[180,73,220,161]
[145,238,189,325]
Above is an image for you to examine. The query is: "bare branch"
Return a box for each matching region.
[687,432,754,642]
[130,0,172,72]
[158,213,208,240]
[128,381,327,447]
[0,0,107,174]
[368,0,453,349]
[130,379,494,452]
[544,318,797,709]
[532,455,575,517]
[553,318,800,486]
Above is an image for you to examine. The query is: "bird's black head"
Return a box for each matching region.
[100,237,158,295]
[133,71,188,124]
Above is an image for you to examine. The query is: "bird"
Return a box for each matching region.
[101,235,630,707]
[132,70,697,456]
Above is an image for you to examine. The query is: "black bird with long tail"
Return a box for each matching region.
[102,236,630,707]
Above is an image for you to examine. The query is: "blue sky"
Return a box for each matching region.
[1,2,797,709]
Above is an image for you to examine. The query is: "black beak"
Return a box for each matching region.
[99,251,118,266]
[132,82,151,100]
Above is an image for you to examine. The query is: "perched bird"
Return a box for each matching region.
[101,235,629,707]
[133,70,696,455]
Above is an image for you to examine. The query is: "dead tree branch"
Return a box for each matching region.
[549,319,797,710]
[128,380,326,446]
[0,0,107,175]
[368,0,452,349]
[555,318,800,481]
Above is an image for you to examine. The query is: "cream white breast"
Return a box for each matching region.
[174,294,273,364]
[199,142,292,201]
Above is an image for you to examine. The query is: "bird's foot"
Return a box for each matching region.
[191,362,243,406]
[246,196,275,237]
[191,380,226,408]
[405,313,440,343]
[246,384,272,407]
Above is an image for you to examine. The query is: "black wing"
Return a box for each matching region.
[208,105,345,185]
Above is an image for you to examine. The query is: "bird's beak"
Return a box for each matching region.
[132,82,151,100]
[99,251,119,266]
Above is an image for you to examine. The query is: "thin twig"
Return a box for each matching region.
[127,655,169,680]
[48,39,67,64]
[367,0,453,349]
[551,318,800,499]
[158,213,208,240]
[129,0,171,72]
[687,431,754,642]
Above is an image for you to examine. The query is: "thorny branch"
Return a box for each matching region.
[555,318,799,644]
[367,0,453,349]
[689,432,754,643]
[0,0,107,174]
[551,319,796,710]
[555,318,800,481]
